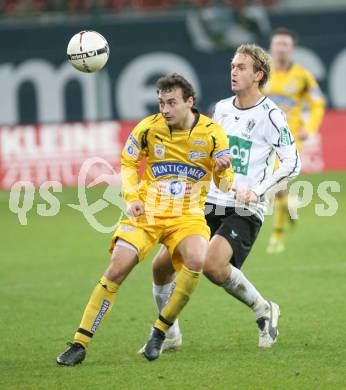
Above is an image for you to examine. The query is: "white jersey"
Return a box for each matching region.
[207,96,301,222]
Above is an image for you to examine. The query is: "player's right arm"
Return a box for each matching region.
[251,109,301,200]
[120,118,149,209]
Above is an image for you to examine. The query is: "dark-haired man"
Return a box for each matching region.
[56,73,233,365]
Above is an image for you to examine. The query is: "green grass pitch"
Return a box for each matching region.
[1,172,345,389]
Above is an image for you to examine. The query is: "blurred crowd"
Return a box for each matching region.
[0,0,276,15]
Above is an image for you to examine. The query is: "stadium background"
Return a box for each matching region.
[1,1,345,389]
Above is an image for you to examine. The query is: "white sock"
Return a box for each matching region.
[152,282,181,337]
[221,267,269,319]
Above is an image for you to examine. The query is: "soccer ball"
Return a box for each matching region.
[67,31,109,73]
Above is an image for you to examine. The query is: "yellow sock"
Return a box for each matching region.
[154,265,201,333]
[74,276,118,349]
[272,196,288,240]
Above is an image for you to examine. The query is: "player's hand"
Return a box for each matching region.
[214,154,231,173]
[235,187,259,204]
[126,200,145,217]
[298,128,309,141]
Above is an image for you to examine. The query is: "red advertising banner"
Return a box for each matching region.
[320,111,346,171]
[0,111,345,189]
[0,121,132,189]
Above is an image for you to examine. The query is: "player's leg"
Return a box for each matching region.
[57,218,158,366]
[267,154,288,253]
[152,245,175,285]
[204,233,280,348]
[156,234,208,329]
[151,246,182,349]
[57,242,138,366]
[204,234,269,315]
[142,233,208,361]
[204,205,280,347]
[267,138,302,255]
[267,189,287,254]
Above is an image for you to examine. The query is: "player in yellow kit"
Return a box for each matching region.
[56,73,233,365]
[263,28,325,253]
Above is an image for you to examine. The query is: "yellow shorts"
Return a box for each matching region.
[110,215,210,271]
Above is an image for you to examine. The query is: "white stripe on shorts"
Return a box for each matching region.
[116,239,139,255]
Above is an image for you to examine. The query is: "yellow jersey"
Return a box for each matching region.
[263,63,325,136]
[121,111,234,217]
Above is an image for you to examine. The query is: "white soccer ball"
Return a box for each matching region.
[67,31,109,73]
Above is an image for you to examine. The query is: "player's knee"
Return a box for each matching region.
[179,240,207,271]
[105,254,121,280]
[152,248,175,284]
[104,247,137,285]
[184,256,204,272]
[203,264,224,286]
[152,257,162,276]
[104,261,119,283]
[152,256,168,281]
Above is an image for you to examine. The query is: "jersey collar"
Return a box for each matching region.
[233,96,267,111]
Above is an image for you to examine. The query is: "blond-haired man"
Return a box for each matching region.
[142,44,301,352]
[57,74,233,365]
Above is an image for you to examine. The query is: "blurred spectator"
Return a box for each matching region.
[186,1,271,52]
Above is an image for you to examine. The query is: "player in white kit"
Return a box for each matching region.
[140,44,301,352]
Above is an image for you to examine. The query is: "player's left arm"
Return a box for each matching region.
[211,125,234,192]
[251,109,301,201]
[301,70,325,137]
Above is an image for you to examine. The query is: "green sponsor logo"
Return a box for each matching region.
[228,135,252,175]
[279,126,291,146]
